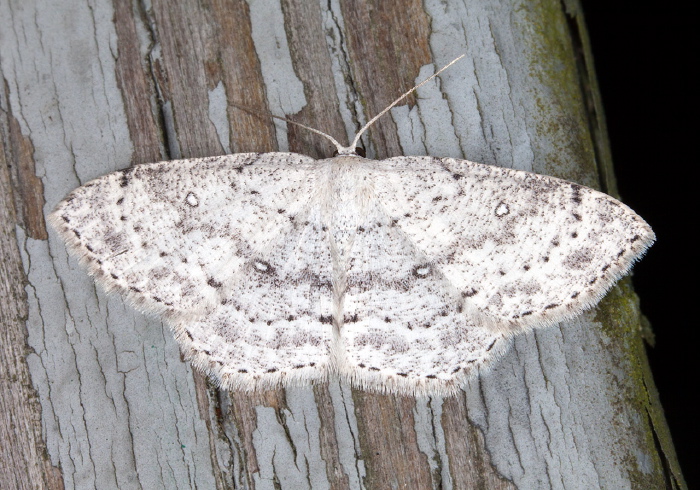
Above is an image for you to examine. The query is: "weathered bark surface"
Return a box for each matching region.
[0,0,685,488]
[0,84,64,490]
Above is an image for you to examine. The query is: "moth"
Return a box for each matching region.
[50,57,654,396]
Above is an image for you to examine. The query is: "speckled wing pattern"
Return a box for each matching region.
[50,153,335,391]
[50,152,654,395]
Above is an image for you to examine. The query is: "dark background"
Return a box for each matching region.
[582,4,696,486]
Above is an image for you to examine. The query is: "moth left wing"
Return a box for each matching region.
[337,194,506,396]
[363,156,654,333]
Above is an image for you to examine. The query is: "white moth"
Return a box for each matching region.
[49,57,654,396]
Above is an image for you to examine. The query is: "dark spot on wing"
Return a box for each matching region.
[253,260,274,274]
[564,248,593,270]
[207,278,223,288]
[412,264,431,277]
[185,192,199,207]
[462,288,478,297]
[571,184,582,203]
[119,171,130,187]
[495,202,510,217]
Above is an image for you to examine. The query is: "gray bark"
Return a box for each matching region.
[0,0,685,488]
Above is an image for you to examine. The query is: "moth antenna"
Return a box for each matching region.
[232,54,464,157]
[347,54,465,151]
[231,102,346,154]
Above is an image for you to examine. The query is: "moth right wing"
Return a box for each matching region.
[50,153,335,389]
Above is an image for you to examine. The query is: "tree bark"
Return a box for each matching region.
[0,0,685,488]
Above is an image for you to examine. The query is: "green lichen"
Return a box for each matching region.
[517,0,598,187]
[518,0,685,486]
[596,281,685,488]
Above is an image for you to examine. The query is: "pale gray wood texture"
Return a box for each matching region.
[0,0,685,488]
